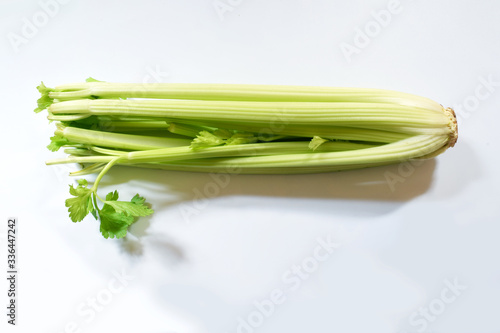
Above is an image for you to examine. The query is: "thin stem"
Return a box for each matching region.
[123,141,379,164]
[92,192,100,214]
[46,156,115,165]
[70,163,107,176]
[91,157,121,192]
[45,140,379,167]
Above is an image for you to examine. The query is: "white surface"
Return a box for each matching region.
[1,0,499,332]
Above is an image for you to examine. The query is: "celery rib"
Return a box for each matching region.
[50,83,442,112]
[36,80,459,239]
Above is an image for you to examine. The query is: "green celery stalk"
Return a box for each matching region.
[35,80,458,239]
[48,82,442,112]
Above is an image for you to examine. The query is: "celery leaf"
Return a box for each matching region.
[309,136,328,151]
[47,134,70,152]
[104,194,153,217]
[34,82,54,113]
[99,191,135,239]
[226,133,258,145]
[65,179,94,222]
[86,77,103,82]
[190,130,225,149]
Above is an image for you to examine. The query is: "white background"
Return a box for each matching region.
[1,0,499,332]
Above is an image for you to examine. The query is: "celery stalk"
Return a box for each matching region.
[35,80,458,239]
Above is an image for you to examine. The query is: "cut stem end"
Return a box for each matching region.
[444,107,458,148]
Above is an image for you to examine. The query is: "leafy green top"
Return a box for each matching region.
[66,179,95,222]
[65,179,153,239]
[34,82,54,113]
[47,134,73,152]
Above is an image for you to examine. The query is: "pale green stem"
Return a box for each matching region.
[49,99,448,128]
[55,124,191,150]
[91,157,121,193]
[49,82,443,112]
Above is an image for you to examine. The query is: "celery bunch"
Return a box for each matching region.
[36,78,458,238]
